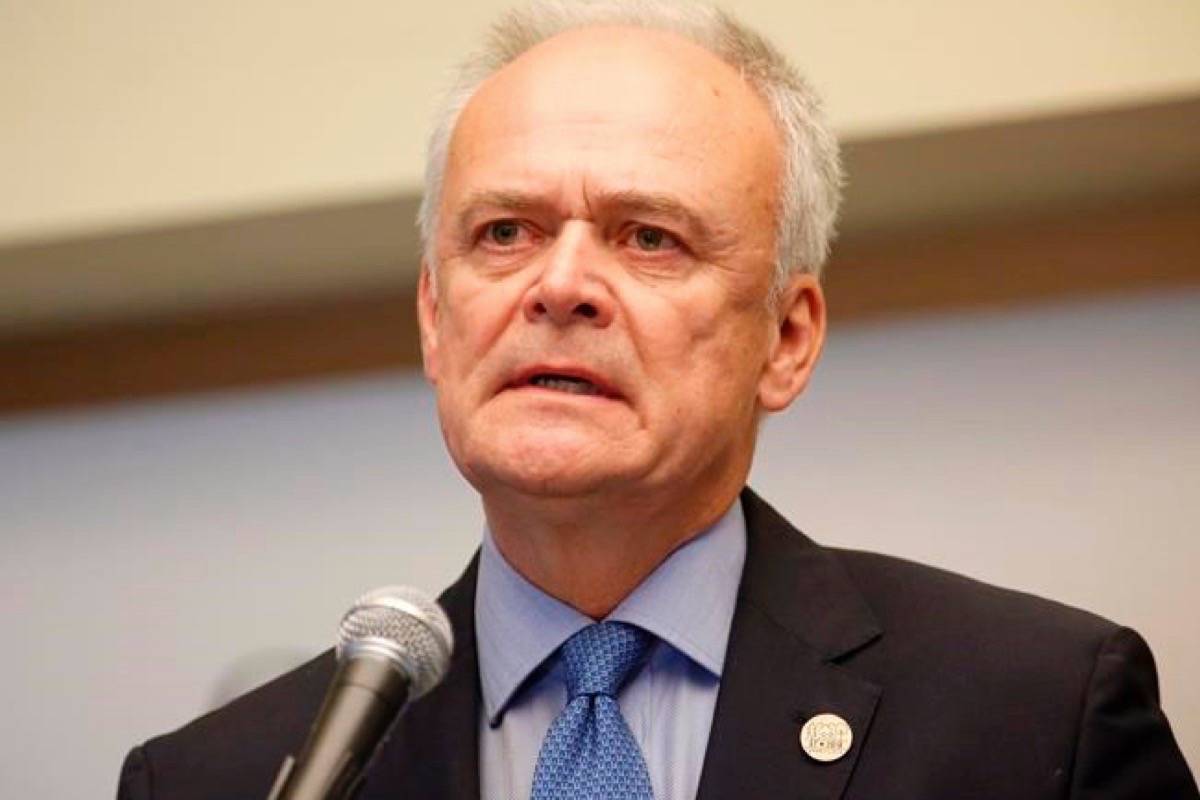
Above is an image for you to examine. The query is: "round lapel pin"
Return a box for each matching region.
[799,712,853,762]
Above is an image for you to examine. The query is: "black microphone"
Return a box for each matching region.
[266,586,454,800]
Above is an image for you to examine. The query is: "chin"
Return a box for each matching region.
[456,427,636,499]
[485,469,611,498]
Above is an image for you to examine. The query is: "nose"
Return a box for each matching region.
[521,222,615,327]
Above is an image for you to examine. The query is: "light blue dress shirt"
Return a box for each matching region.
[476,500,747,800]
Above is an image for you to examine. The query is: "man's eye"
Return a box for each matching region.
[630,226,679,252]
[484,220,524,246]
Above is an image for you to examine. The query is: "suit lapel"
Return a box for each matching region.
[359,555,482,800]
[696,489,884,800]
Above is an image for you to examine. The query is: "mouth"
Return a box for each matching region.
[506,366,620,399]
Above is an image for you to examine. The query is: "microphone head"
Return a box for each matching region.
[336,585,454,699]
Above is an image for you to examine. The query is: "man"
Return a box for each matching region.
[119,2,1197,798]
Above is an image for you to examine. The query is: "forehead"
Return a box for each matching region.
[442,26,782,227]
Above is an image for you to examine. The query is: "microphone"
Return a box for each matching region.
[266,586,454,800]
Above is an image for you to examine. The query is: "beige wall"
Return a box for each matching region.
[4,0,1200,243]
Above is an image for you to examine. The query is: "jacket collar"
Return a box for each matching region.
[695,488,884,800]
[737,488,882,662]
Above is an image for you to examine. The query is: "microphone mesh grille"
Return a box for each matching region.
[337,585,454,699]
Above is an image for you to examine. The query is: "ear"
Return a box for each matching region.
[758,272,827,412]
[416,263,440,384]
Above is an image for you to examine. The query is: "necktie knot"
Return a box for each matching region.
[561,622,652,699]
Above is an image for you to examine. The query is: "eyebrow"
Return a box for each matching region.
[458,189,546,214]
[593,189,715,239]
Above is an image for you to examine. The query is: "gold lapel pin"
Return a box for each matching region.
[799,712,853,762]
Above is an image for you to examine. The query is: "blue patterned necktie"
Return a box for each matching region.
[530,621,656,800]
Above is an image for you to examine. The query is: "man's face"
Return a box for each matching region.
[419,26,823,506]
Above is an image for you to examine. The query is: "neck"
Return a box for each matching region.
[482,478,743,619]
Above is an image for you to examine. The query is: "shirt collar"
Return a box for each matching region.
[475,499,747,725]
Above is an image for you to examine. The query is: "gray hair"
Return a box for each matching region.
[417,0,843,292]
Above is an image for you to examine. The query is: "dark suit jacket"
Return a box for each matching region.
[119,489,1198,799]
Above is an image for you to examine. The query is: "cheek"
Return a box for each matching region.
[641,301,771,414]
[632,281,763,368]
[631,296,730,408]
[628,298,705,371]
[438,276,523,374]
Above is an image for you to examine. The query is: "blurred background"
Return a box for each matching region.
[2,0,1198,796]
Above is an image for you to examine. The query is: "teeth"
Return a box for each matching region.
[530,375,601,396]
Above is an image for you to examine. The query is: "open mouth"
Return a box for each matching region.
[508,367,618,399]
[527,373,604,396]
